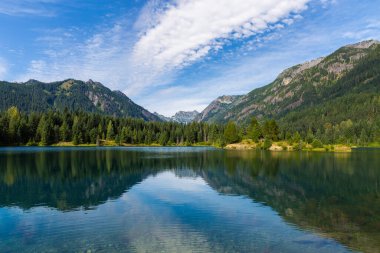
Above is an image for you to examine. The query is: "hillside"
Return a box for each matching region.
[197,40,380,131]
[0,79,161,121]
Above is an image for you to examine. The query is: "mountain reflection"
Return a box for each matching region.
[0,147,379,252]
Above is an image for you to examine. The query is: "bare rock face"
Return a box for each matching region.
[345,40,380,49]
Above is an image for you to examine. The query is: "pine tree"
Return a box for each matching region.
[159,132,168,145]
[96,135,100,146]
[89,128,97,143]
[359,129,368,146]
[7,106,21,144]
[115,134,121,145]
[71,116,82,145]
[37,115,53,145]
[248,117,262,142]
[306,128,314,144]
[312,139,323,148]
[59,120,70,141]
[262,120,279,141]
[292,131,301,144]
[263,138,272,150]
[224,121,240,144]
[106,120,115,140]
[97,123,104,139]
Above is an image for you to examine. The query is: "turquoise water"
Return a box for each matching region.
[0,147,379,252]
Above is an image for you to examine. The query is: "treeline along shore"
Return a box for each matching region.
[0,107,379,151]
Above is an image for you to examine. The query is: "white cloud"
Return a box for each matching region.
[320,0,337,8]
[128,0,310,94]
[0,0,59,16]
[17,0,325,116]
[19,20,136,86]
[21,0,309,95]
[342,19,380,41]
[133,0,173,34]
[138,16,363,117]
[27,60,48,77]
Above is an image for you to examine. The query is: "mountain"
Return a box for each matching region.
[155,110,200,123]
[153,112,172,122]
[194,95,242,122]
[196,40,380,129]
[0,79,161,121]
[171,110,199,123]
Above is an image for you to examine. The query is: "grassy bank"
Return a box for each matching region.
[225,139,355,152]
[50,140,214,148]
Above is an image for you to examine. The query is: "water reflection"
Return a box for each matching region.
[0,147,379,252]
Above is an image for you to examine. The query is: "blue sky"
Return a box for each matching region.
[0,0,379,116]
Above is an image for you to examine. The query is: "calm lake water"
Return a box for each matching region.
[0,147,379,253]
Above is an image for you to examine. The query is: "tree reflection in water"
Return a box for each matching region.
[0,147,379,252]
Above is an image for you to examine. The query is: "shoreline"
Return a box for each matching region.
[224,140,380,152]
[1,141,379,152]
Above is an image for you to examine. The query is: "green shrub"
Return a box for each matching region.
[293,142,303,151]
[262,138,272,150]
[312,139,323,148]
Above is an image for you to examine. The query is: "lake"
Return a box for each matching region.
[0,147,379,253]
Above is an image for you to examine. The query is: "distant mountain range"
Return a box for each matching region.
[154,110,199,124]
[196,40,380,129]
[0,79,161,121]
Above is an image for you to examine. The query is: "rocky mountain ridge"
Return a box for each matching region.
[194,95,243,122]
[155,110,200,124]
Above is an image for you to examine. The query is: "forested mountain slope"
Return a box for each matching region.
[197,40,380,132]
[0,79,161,121]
